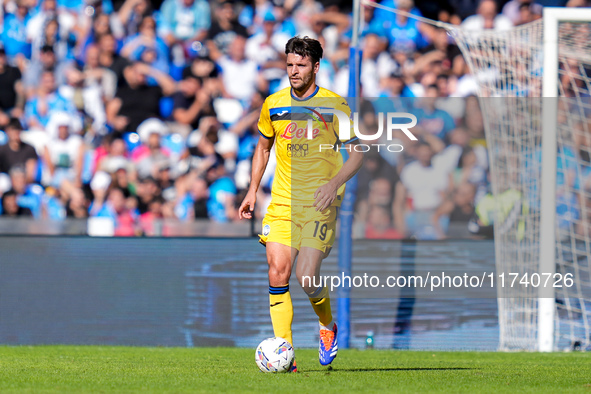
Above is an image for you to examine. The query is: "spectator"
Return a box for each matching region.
[106,156,133,194]
[270,0,297,38]
[23,45,72,97]
[383,0,429,54]
[463,95,486,142]
[135,175,162,214]
[121,16,170,76]
[378,70,415,100]
[155,159,175,193]
[117,0,152,37]
[291,0,323,35]
[412,87,456,141]
[32,16,76,62]
[184,54,224,100]
[502,0,542,25]
[171,68,213,133]
[418,27,463,77]
[65,186,91,218]
[245,11,289,88]
[59,65,108,136]
[159,0,211,45]
[192,176,209,218]
[451,146,487,197]
[207,0,249,55]
[306,11,350,59]
[356,176,397,234]
[365,204,403,239]
[97,33,131,85]
[205,161,237,222]
[394,142,451,239]
[187,53,219,80]
[0,0,502,233]
[360,33,396,97]
[514,1,542,25]
[435,127,487,177]
[0,48,23,128]
[8,165,42,217]
[95,136,130,174]
[212,35,260,104]
[358,3,387,40]
[92,186,139,236]
[24,69,76,129]
[42,112,85,189]
[79,1,125,40]
[106,62,176,133]
[77,13,120,63]
[461,0,513,32]
[356,152,399,204]
[41,184,67,220]
[0,117,38,183]
[231,89,265,189]
[1,189,33,217]
[28,0,77,58]
[237,0,274,35]
[1,0,32,62]
[139,195,165,235]
[133,118,171,179]
[81,44,118,103]
[186,116,238,174]
[432,182,477,238]
[449,0,480,20]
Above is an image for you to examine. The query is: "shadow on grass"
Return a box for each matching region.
[303,367,474,373]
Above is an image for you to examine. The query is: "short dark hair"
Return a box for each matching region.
[6,117,23,131]
[285,36,323,65]
[417,140,432,150]
[2,189,17,199]
[41,44,54,53]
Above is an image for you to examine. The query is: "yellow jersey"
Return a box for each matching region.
[258,86,356,206]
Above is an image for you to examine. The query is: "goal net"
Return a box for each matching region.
[448,10,591,351]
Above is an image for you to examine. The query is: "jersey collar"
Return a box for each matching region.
[290,85,319,101]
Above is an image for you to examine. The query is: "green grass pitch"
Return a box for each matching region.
[0,346,590,393]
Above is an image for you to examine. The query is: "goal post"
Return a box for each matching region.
[358,0,591,351]
[449,7,591,351]
[541,7,591,352]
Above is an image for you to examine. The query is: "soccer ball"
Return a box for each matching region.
[255,337,295,373]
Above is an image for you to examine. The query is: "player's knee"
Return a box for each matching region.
[296,272,319,295]
[268,263,291,285]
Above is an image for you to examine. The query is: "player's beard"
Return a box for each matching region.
[290,72,314,93]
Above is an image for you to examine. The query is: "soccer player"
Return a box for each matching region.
[238,36,363,371]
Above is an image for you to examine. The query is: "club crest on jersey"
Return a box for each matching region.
[310,108,324,122]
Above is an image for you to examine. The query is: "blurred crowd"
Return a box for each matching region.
[0,0,584,237]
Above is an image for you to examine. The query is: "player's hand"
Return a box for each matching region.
[239,189,256,219]
[314,181,338,212]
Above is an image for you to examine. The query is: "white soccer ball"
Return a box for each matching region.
[255,337,295,373]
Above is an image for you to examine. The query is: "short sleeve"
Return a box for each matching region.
[25,144,38,161]
[13,66,22,80]
[400,164,411,186]
[257,98,274,139]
